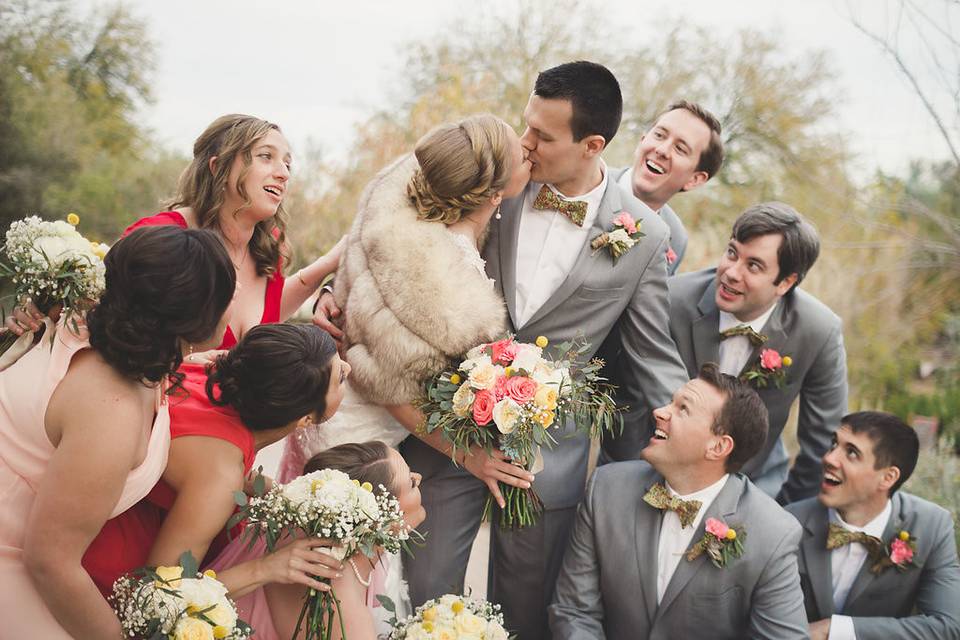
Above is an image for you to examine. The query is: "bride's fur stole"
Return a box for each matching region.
[334,155,507,405]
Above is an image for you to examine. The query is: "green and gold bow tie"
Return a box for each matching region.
[643,482,702,528]
[719,324,768,347]
[826,522,884,556]
[532,184,587,227]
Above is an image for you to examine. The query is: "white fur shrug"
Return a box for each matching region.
[334,155,507,404]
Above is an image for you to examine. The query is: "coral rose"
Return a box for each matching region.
[472,389,496,426]
[489,338,518,365]
[760,348,782,370]
[506,376,538,404]
[705,517,730,539]
[890,539,914,565]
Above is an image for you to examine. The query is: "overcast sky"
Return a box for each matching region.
[80,0,956,181]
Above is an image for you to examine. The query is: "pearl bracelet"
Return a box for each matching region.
[348,557,371,587]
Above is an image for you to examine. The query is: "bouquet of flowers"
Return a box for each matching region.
[110,552,252,640]
[420,336,622,529]
[233,468,416,640]
[386,594,511,640]
[0,213,108,357]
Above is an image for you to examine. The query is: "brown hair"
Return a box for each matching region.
[697,363,769,473]
[407,114,514,224]
[731,202,821,290]
[304,441,397,493]
[841,412,919,495]
[656,100,724,179]
[168,114,288,277]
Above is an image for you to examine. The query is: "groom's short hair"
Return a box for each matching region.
[842,411,919,495]
[534,61,622,146]
[698,363,769,472]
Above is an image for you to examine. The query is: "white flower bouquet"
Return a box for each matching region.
[420,336,622,529]
[234,468,415,640]
[0,214,107,357]
[386,594,512,640]
[110,553,252,640]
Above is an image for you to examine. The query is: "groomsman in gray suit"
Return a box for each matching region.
[634,202,848,503]
[611,100,725,274]
[402,61,688,639]
[550,363,808,639]
[786,412,960,640]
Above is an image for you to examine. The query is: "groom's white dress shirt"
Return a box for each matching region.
[655,474,729,603]
[826,502,892,640]
[514,162,608,328]
[717,304,778,376]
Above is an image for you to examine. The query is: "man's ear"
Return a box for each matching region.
[878,466,901,494]
[583,134,606,158]
[775,273,799,297]
[680,170,709,193]
[706,433,735,464]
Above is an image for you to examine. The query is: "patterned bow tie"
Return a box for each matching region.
[643,482,702,528]
[719,324,768,347]
[532,184,587,227]
[826,522,884,556]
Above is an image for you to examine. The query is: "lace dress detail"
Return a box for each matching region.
[448,231,493,286]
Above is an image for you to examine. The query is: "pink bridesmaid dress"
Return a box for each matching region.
[0,319,171,638]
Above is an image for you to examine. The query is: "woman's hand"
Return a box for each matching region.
[243,468,274,496]
[258,537,345,592]
[182,348,228,366]
[4,298,59,335]
[461,446,535,509]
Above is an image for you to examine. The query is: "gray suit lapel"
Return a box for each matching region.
[692,280,721,368]
[843,494,904,610]
[492,188,526,330]
[522,182,620,328]
[800,505,835,618]
[738,299,788,378]
[636,476,664,625]
[656,475,744,618]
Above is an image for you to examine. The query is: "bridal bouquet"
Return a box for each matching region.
[0,214,107,357]
[110,552,252,640]
[421,336,621,528]
[387,594,511,640]
[233,468,415,640]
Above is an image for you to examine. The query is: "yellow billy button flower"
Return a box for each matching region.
[66,212,80,226]
[450,599,465,614]
[725,529,737,541]
[361,481,373,492]
[504,367,513,377]
[423,621,435,633]
[203,569,217,579]
[213,626,230,639]
[352,479,361,486]
[449,373,461,385]
[899,530,910,541]
[781,356,793,367]
[535,335,549,348]
[422,606,438,622]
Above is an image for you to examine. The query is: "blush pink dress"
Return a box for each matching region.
[0,319,171,638]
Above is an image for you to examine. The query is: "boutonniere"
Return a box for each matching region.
[590,211,645,262]
[686,518,745,568]
[740,348,792,389]
[665,245,678,266]
[871,530,917,574]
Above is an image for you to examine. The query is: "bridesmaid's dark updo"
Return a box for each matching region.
[87,226,235,388]
[206,323,337,431]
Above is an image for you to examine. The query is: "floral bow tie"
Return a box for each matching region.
[826,522,884,556]
[532,184,587,227]
[643,482,702,528]
[719,324,768,347]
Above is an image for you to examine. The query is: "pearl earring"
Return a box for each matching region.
[495,205,502,220]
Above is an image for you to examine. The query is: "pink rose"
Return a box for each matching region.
[614,211,637,235]
[490,338,519,365]
[890,539,914,565]
[473,389,496,426]
[665,246,677,265]
[505,376,538,404]
[493,375,510,401]
[760,348,782,370]
[705,517,730,539]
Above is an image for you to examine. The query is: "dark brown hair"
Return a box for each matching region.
[304,441,397,493]
[731,202,821,290]
[656,100,724,179]
[534,61,622,145]
[206,323,337,431]
[841,411,919,495]
[697,363,769,472]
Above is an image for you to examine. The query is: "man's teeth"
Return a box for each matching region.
[721,283,742,296]
[824,471,842,485]
[653,428,669,440]
[645,160,665,175]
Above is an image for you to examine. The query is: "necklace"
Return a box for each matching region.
[220,231,250,271]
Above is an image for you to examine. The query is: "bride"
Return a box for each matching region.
[278,113,531,482]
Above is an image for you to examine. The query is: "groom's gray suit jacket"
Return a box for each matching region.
[549,462,809,639]
[667,268,848,503]
[786,492,960,639]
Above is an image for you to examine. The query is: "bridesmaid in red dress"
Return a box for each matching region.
[124,114,343,350]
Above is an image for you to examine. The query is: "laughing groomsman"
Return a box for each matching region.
[550,364,808,639]
[786,412,960,640]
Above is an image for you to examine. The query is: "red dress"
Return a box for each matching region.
[82,363,256,596]
[122,211,285,349]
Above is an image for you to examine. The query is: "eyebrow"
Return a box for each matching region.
[256,143,292,161]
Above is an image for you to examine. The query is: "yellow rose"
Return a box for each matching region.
[213,627,229,639]
[534,385,558,411]
[535,410,555,428]
[422,606,438,622]
[173,617,214,640]
[361,481,373,492]
[899,530,910,541]
[205,602,237,630]
[451,383,476,418]
[535,335,549,348]
[155,565,183,587]
[449,373,461,385]
[725,529,737,541]
[203,569,217,580]
[781,356,793,367]
[455,611,486,635]
[66,212,80,226]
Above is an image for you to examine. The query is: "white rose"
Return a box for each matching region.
[452,383,476,417]
[492,398,522,435]
[461,353,491,373]
[356,488,380,519]
[465,344,487,360]
[485,619,510,640]
[510,344,543,373]
[455,611,486,636]
[468,360,498,391]
[608,228,633,245]
[31,236,70,266]
[178,575,228,610]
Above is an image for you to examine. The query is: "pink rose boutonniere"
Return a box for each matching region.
[665,245,678,265]
[590,211,645,263]
[740,348,793,389]
[686,517,746,568]
[871,530,918,574]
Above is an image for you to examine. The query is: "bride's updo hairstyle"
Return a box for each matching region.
[87,226,235,389]
[206,323,337,431]
[304,441,395,492]
[407,114,515,224]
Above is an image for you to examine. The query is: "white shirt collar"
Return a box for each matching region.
[665,473,730,504]
[829,500,892,538]
[718,301,778,335]
[542,159,607,229]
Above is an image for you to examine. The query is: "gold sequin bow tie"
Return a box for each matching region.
[719,324,768,347]
[532,184,587,227]
[643,482,702,528]
[826,522,884,556]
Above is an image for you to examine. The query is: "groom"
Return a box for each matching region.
[550,365,808,639]
[402,60,688,639]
